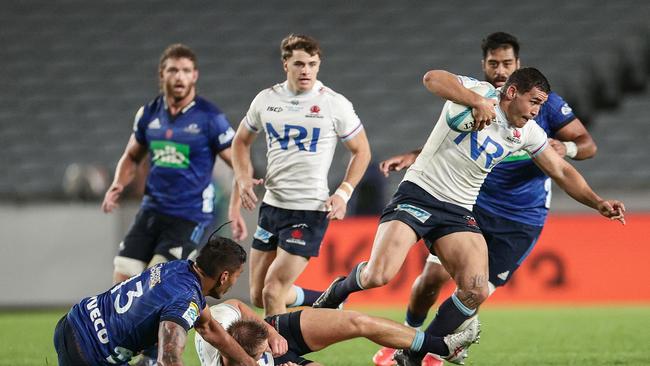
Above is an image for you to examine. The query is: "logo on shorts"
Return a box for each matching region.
[395,204,431,223]
[254,226,273,244]
[464,215,479,228]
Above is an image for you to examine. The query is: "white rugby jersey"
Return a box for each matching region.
[194,303,241,366]
[243,81,363,211]
[403,76,548,211]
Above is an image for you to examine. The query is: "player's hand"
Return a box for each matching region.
[229,212,248,241]
[325,194,347,220]
[267,331,288,357]
[237,176,264,211]
[379,152,418,177]
[548,138,567,157]
[597,199,626,225]
[101,183,124,213]
[471,97,497,131]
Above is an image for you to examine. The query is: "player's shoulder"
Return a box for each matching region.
[317,84,354,107]
[192,96,225,116]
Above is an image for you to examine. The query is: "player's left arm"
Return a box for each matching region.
[158,320,187,366]
[326,129,371,220]
[194,305,258,366]
[532,147,625,224]
[222,299,288,357]
[548,118,597,160]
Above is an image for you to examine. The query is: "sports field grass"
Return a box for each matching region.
[2,306,649,365]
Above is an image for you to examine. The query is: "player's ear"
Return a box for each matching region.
[506,85,518,99]
[219,271,229,285]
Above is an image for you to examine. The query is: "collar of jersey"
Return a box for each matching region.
[280,80,323,98]
[494,95,510,127]
[162,97,197,115]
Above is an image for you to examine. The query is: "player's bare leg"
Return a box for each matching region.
[249,249,276,308]
[262,247,309,316]
[300,309,418,351]
[314,220,417,309]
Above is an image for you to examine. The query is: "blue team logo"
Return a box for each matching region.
[395,204,431,223]
[254,226,273,244]
[265,123,320,152]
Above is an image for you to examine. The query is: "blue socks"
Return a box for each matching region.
[405,308,427,328]
[425,293,476,337]
[331,261,367,303]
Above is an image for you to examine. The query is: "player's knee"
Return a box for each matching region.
[113,256,146,279]
[250,288,264,308]
[261,281,284,303]
[347,311,372,335]
[456,285,489,308]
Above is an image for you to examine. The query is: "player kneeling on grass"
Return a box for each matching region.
[196,299,479,366]
[53,235,287,366]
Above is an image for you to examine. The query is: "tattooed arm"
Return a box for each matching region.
[157,320,187,366]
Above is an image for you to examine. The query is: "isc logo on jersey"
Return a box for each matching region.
[446,82,498,132]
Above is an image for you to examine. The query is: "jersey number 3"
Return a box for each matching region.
[113,280,144,314]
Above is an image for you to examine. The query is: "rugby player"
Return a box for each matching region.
[313,68,625,365]
[53,235,287,366]
[373,32,598,366]
[232,34,371,316]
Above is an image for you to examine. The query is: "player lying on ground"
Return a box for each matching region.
[53,235,286,366]
[195,299,479,366]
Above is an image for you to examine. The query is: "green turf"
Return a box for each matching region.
[2,306,649,365]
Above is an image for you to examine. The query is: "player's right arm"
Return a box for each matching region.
[158,320,188,366]
[194,305,258,366]
[379,148,422,177]
[231,121,263,211]
[101,134,148,213]
[422,70,496,130]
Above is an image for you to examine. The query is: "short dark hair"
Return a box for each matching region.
[481,32,520,59]
[281,34,322,61]
[159,43,198,71]
[195,236,246,278]
[503,67,551,95]
[227,319,269,357]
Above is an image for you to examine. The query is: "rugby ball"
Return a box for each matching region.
[445,82,498,132]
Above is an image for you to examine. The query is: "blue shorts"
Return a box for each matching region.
[252,203,329,258]
[53,314,93,365]
[265,311,313,365]
[380,181,482,254]
[473,205,543,287]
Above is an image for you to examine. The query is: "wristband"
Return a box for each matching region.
[340,181,355,193]
[562,141,578,159]
[334,188,351,203]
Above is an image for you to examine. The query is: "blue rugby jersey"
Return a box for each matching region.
[475,92,576,226]
[66,260,206,364]
[133,95,235,225]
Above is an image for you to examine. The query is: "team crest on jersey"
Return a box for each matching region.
[506,129,522,144]
[395,204,431,223]
[306,105,323,119]
[182,302,200,327]
[183,123,201,134]
[148,118,161,129]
